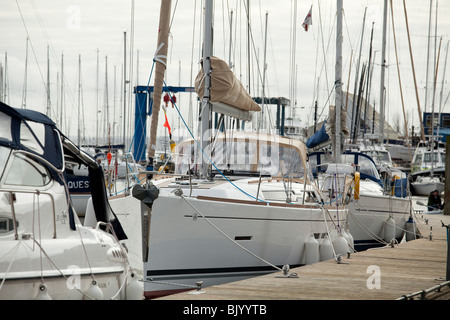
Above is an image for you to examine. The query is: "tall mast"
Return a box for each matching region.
[105,56,109,144]
[200,0,213,178]
[60,53,64,131]
[333,0,343,163]
[424,0,433,115]
[22,37,28,109]
[78,54,81,146]
[259,12,268,131]
[350,8,366,140]
[378,0,388,143]
[47,45,50,116]
[96,48,99,145]
[402,0,425,141]
[123,32,127,149]
[439,41,449,114]
[147,0,172,171]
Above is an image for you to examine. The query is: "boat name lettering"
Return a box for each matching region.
[67,180,89,189]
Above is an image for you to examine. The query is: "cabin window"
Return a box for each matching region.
[412,153,422,166]
[443,116,450,127]
[423,152,443,164]
[0,216,16,234]
[0,113,12,142]
[20,121,45,155]
[0,147,11,182]
[4,153,51,187]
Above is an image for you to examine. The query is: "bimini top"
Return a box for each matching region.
[0,101,64,170]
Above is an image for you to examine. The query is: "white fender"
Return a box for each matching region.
[304,234,319,265]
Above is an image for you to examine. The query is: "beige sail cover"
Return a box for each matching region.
[195,56,261,112]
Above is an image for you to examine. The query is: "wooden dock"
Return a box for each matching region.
[157,213,450,300]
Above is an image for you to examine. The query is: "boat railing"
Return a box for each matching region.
[0,188,57,240]
[397,280,450,300]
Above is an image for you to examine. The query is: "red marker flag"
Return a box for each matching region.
[302,6,312,31]
[163,113,172,135]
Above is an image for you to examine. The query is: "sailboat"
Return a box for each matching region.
[0,101,142,300]
[103,0,353,299]
[305,0,412,250]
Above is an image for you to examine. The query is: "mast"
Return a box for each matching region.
[402,0,425,141]
[22,37,28,109]
[424,0,433,115]
[78,54,81,146]
[96,48,99,146]
[351,7,366,141]
[47,45,50,116]
[60,53,64,131]
[378,0,388,144]
[364,22,375,138]
[123,32,127,150]
[333,0,343,163]
[147,0,172,171]
[259,11,269,131]
[105,55,109,144]
[430,37,442,176]
[439,41,449,114]
[200,0,213,178]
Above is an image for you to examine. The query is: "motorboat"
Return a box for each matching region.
[0,101,142,300]
[410,140,445,196]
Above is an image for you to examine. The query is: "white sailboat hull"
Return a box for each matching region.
[411,177,445,196]
[0,236,132,300]
[347,193,410,250]
[109,181,348,299]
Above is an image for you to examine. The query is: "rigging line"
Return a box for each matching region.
[164,80,268,203]
[188,0,198,132]
[168,0,179,31]
[0,239,22,292]
[30,0,79,121]
[241,0,264,89]
[15,1,48,109]
[318,83,336,120]
[28,0,79,122]
[317,0,330,96]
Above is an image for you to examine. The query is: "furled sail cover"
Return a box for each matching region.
[325,105,349,139]
[195,56,261,112]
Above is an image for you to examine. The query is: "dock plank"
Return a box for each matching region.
[157,214,450,300]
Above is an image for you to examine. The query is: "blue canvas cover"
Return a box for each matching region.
[0,101,63,170]
[306,121,330,149]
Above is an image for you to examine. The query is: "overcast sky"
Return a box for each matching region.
[1,0,449,147]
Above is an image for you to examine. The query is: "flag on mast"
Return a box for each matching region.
[302,6,312,31]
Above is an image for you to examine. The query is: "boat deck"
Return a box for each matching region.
[157,212,450,300]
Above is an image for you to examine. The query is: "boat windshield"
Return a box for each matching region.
[175,135,306,178]
[0,146,51,187]
[423,151,445,164]
[309,151,381,182]
[341,153,380,180]
[361,150,391,163]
